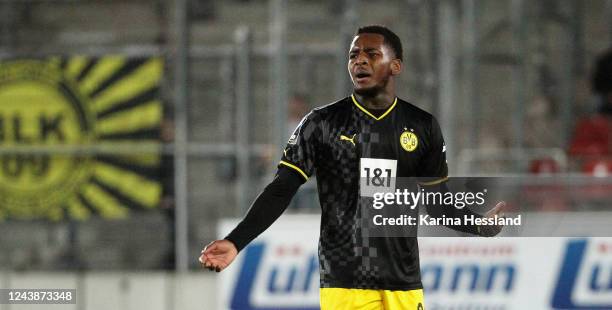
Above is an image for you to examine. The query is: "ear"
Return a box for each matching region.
[390,59,402,76]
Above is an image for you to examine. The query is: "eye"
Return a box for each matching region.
[349,53,357,59]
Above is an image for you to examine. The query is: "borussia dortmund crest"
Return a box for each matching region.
[400,131,418,152]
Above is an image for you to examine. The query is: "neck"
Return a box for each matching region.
[354,92,396,110]
[353,79,396,109]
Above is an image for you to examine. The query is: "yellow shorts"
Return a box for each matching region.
[320,288,425,310]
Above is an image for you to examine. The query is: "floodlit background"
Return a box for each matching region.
[0,0,611,309]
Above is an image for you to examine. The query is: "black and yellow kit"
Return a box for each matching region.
[279,95,448,290]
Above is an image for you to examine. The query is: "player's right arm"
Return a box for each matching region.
[199,167,303,272]
[200,111,319,272]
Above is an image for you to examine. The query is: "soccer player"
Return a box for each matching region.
[200,25,505,309]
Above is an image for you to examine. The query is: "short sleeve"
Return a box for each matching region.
[418,116,449,186]
[278,111,319,182]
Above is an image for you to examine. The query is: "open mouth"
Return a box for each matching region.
[354,71,372,83]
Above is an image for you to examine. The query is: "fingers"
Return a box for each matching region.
[200,240,236,272]
[493,201,506,213]
[203,241,218,255]
[198,254,226,272]
[480,201,508,237]
[487,201,507,218]
[200,244,221,272]
[204,262,225,272]
[201,259,218,271]
[198,254,212,270]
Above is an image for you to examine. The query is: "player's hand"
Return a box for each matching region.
[479,201,506,237]
[199,240,238,272]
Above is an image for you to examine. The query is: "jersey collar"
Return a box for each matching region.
[351,94,398,121]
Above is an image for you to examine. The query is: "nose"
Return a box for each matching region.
[354,52,368,65]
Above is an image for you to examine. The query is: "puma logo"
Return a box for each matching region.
[340,134,357,146]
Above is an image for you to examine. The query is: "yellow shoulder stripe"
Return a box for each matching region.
[279,161,309,181]
[418,176,449,186]
[351,94,397,121]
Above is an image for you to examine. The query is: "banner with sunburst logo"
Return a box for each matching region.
[0,56,164,220]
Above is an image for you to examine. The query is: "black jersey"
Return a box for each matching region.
[279,94,448,290]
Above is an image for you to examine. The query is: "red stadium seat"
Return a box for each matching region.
[582,158,612,177]
[577,158,612,202]
[524,158,568,211]
[529,158,560,174]
[568,116,611,157]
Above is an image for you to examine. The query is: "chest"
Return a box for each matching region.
[320,118,429,177]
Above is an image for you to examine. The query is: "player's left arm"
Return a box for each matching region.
[418,115,505,237]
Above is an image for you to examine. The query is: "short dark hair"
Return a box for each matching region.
[356,25,403,61]
[593,49,612,94]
